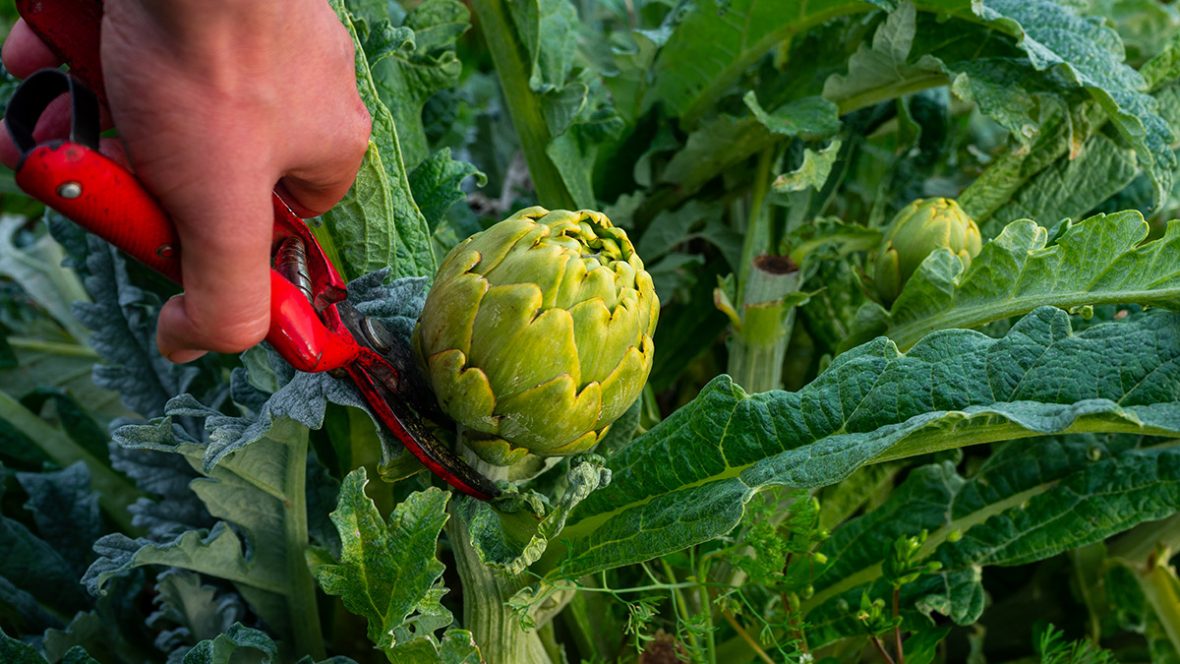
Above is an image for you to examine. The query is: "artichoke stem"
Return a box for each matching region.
[447,500,552,664]
[468,0,580,210]
[1138,557,1180,654]
[728,256,802,393]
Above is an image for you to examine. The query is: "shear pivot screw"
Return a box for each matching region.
[362,318,394,354]
[57,182,82,199]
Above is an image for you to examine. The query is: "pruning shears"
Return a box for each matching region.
[5,0,500,500]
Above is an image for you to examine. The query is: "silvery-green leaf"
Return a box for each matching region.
[0,215,89,342]
[180,623,276,664]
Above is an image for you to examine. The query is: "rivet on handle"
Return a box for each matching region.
[57,181,82,198]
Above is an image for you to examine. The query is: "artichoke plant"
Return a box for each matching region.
[872,197,982,304]
[413,207,659,466]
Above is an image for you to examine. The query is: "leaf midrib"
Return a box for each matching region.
[557,411,1166,547]
[803,480,1056,612]
[889,288,1180,350]
[672,3,873,124]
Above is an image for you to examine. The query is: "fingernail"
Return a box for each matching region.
[166,349,207,364]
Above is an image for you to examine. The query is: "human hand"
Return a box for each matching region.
[1,0,370,363]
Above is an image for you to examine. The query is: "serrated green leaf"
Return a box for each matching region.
[847,211,1180,350]
[0,627,50,664]
[772,139,843,193]
[801,435,1180,645]
[744,93,841,140]
[367,0,471,169]
[148,569,243,650]
[467,458,610,575]
[324,1,436,281]
[66,232,213,420]
[957,88,1108,229]
[0,216,89,342]
[514,0,578,93]
[468,0,610,209]
[0,483,103,618]
[547,307,1180,579]
[659,114,776,193]
[964,0,1177,205]
[1142,31,1180,91]
[42,570,158,663]
[309,468,453,656]
[408,149,486,228]
[181,623,277,664]
[1085,0,1180,67]
[902,626,951,664]
[386,629,481,664]
[650,0,890,123]
[636,200,740,269]
[822,3,945,111]
[15,462,102,575]
[408,149,486,257]
[19,388,110,462]
[966,131,1139,236]
[0,391,138,532]
[0,576,59,637]
[798,253,872,352]
[786,217,883,266]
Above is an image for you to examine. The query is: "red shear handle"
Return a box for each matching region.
[16,0,106,103]
[270,272,361,372]
[17,141,183,281]
[18,139,362,371]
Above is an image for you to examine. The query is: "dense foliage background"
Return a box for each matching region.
[2,0,1180,662]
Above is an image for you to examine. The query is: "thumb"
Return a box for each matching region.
[155,174,274,363]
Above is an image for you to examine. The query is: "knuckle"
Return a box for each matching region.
[346,109,371,158]
[185,305,270,354]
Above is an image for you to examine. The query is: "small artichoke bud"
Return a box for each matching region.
[413,207,659,467]
[872,197,982,305]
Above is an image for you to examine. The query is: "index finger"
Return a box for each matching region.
[2,19,60,77]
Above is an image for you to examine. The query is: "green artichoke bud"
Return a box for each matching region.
[872,197,982,304]
[413,207,659,466]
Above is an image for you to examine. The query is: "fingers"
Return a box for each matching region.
[155,172,274,362]
[2,19,60,77]
[274,116,369,217]
[1,20,67,169]
[272,6,369,218]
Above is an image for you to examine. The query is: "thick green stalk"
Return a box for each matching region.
[726,145,803,393]
[727,257,802,393]
[1139,561,1180,655]
[737,148,776,300]
[1110,515,1180,564]
[6,337,99,358]
[468,0,578,210]
[447,453,551,664]
[448,508,551,664]
[283,428,325,660]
